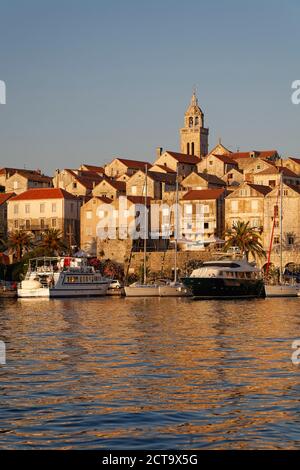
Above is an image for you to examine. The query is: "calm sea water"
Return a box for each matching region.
[0,296,300,449]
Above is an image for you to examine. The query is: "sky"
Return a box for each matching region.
[0,0,300,175]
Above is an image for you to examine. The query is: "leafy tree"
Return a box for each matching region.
[6,230,34,261]
[224,221,266,261]
[39,229,67,255]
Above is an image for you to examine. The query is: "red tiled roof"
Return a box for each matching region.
[147,171,176,184]
[67,170,103,189]
[226,150,278,160]
[247,184,273,195]
[80,164,104,173]
[255,166,299,177]
[95,179,126,191]
[9,188,78,201]
[288,157,300,165]
[165,151,199,164]
[0,192,15,205]
[211,154,238,165]
[114,158,152,169]
[151,164,176,173]
[126,195,153,205]
[182,189,225,201]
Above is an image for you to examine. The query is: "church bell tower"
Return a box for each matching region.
[180,91,209,158]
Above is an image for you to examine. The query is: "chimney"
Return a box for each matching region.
[156,147,163,159]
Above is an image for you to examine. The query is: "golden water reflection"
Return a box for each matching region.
[1,297,300,449]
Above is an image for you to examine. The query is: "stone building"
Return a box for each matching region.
[263,183,300,251]
[197,153,238,178]
[225,182,272,246]
[92,178,126,200]
[179,188,226,244]
[252,166,300,188]
[154,150,198,178]
[126,170,176,200]
[104,158,151,178]
[0,193,15,239]
[5,170,52,195]
[226,150,279,172]
[181,172,226,191]
[282,157,300,175]
[222,168,244,187]
[53,168,103,199]
[80,196,113,255]
[7,188,81,244]
[179,91,209,158]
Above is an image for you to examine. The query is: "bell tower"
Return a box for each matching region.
[180,91,209,158]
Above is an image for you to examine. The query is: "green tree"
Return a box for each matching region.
[224,221,266,261]
[6,230,34,261]
[39,229,67,255]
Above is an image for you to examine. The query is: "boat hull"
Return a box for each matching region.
[159,284,191,297]
[265,285,299,297]
[182,277,265,299]
[18,287,50,298]
[124,286,159,297]
[50,284,109,297]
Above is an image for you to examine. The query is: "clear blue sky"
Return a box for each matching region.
[0,0,300,174]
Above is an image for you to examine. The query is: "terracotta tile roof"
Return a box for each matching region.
[287,157,300,165]
[9,188,78,201]
[67,170,103,189]
[165,151,199,164]
[226,150,278,160]
[95,179,126,191]
[80,164,104,173]
[211,154,238,165]
[182,189,225,201]
[126,195,153,205]
[147,171,177,184]
[114,158,152,170]
[150,164,176,173]
[198,172,227,185]
[255,166,299,177]
[0,192,15,205]
[247,184,273,195]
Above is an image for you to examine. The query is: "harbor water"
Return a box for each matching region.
[0,297,300,449]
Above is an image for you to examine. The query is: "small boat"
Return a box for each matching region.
[182,257,265,299]
[124,282,159,297]
[265,284,299,298]
[0,284,17,298]
[18,257,110,298]
[158,281,190,297]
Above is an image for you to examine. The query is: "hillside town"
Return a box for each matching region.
[1,92,300,279]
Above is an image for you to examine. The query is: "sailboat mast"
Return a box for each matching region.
[279,171,283,284]
[143,165,148,285]
[174,165,179,283]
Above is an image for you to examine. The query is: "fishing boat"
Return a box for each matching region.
[182,257,265,299]
[125,165,160,297]
[18,257,110,298]
[265,173,300,297]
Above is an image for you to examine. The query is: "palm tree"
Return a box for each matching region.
[6,230,34,261]
[39,229,67,255]
[224,221,266,261]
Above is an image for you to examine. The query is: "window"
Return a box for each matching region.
[14,204,19,215]
[25,220,30,229]
[189,117,193,128]
[86,211,92,220]
[209,160,213,166]
[283,190,288,196]
[269,180,276,188]
[25,204,30,214]
[73,182,77,189]
[52,203,57,213]
[40,219,45,229]
[40,203,45,213]
[191,142,195,155]
[51,219,57,228]
[251,200,258,211]
[14,220,18,229]
[288,235,294,245]
[131,186,137,195]
[204,222,209,230]
[185,204,193,215]
[187,143,190,155]
[274,236,280,245]
[231,201,238,212]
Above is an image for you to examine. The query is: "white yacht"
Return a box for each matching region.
[18,257,110,298]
